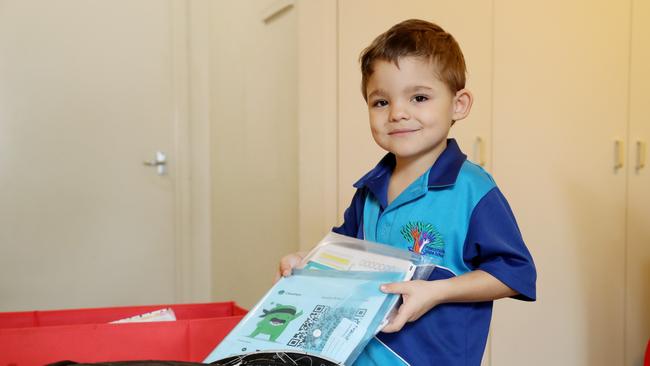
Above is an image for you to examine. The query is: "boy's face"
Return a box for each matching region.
[365,56,471,164]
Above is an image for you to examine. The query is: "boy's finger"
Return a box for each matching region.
[382,313,408,333]
[278,261,292,277]
[280,255,300,271]
[380,282,406,294]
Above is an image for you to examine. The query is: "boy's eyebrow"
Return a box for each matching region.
[367,89,387,100]
[367,85,435,100]
[405,85,434,93]
[368,85,434,100]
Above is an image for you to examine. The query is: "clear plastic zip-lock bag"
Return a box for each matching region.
[204,233,435,366]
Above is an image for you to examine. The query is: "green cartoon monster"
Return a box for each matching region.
[249,304,303,342]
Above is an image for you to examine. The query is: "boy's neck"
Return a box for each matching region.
[388,140,448,204]
[393,139,447,179]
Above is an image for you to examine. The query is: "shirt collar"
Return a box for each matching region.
[353,139,467,198]
[426,138,467,187]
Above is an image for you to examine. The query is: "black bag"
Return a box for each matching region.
[47,352,340,366]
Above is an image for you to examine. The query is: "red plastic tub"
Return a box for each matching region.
[0,302,246,366]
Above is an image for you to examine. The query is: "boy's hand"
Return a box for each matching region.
[379,270,518,332]
[380,280,441,333]
[274,252,305,282]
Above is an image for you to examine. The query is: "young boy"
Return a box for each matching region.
[279,19,536,366]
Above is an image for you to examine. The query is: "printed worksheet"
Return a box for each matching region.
[300,232,431,279]
[303,241,416,274]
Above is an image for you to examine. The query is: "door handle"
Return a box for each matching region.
[614,140,624,170]
[143,151,167,176]
[474,137,486,167]
[637,140,647,171]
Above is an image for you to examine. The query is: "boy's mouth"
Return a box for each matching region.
[388,128,420,136]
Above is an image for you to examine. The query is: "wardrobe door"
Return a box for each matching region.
[626,0,650,364]
[491,1,630,365]
[337,0,494,219]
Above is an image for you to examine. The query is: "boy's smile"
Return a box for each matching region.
[365,56,472,169]
[388,127,422,136]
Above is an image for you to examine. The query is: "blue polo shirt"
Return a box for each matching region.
[333,139,536,366]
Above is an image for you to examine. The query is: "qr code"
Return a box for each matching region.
[287,304,329,348]
[300,306,369,352]
[353,308,367,321]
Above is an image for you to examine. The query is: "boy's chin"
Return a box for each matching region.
[390,147,446,164]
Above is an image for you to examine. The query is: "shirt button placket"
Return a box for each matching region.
[380,213,392,240]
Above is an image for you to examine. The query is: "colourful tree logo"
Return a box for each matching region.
[400,222,445,257]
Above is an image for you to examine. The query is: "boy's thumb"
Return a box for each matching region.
[380,282,403,294]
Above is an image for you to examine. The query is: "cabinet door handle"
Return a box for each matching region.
[637,140,647,171]
[474,137,486,167]
[614,140,624,170]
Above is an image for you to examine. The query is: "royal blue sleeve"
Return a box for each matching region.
[331,188,366,239]
[463,187,537,301]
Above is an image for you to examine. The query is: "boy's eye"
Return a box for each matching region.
[372,100,388,108]
[412,95,429,103]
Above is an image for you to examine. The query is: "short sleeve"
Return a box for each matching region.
[463,187,537,301]
[332,188,367,239]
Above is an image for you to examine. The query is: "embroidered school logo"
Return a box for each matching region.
[400,221,445,258]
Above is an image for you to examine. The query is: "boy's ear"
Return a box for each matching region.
[451,89,473,122]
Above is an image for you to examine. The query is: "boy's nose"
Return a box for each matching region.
[389,106,410,122]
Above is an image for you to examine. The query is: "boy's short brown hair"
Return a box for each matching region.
[359,19,467,100]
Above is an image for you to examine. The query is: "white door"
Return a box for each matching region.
[491,1,630,365]
[626,0,650,363]
[0,0,183,311]
[209,0,299,309]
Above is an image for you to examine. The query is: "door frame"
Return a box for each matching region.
[172,0,212,302]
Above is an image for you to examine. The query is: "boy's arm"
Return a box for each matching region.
[380,269,516,333]
[382,187,536,333]
[463,187,537,301]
